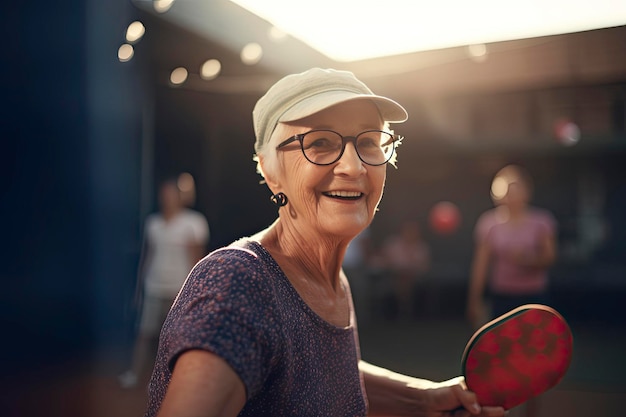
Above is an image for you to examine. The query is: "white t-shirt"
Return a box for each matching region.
[143,209,209,297]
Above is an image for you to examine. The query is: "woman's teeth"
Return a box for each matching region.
[323,191,363,199]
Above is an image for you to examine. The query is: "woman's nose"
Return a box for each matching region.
[335,142,365,174]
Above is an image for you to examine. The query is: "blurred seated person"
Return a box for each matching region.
[381,220,431,318]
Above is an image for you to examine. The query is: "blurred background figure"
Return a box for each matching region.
[119,177,209,389]
[467,165,558,417]
[381,220,431,319]
[467,165,557,328]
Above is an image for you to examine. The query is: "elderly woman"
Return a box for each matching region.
[146,68,504,417]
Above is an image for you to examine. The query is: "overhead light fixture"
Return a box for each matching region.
[267,26,288,43]
[126,21,145,44]
[118,44,134,62]
[170,67,188,85]
[229,0,626,61]
[241,42,263,65]
[154,0,175,13]
[467,44,488,63]
[200,59,222,80]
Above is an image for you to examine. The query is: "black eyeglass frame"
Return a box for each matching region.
[275,129,401,166]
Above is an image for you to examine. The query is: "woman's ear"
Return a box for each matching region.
[256,153,281,193]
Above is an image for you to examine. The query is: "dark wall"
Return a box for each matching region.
[2,0,144,378]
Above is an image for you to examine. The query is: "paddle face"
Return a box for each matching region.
[462,304,573,410]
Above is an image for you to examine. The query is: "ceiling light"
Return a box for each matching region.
[200,59,221,80]
[126,21,145,44]
[154,0,175,13]
[467,44,488,63]
[268,26,288,42]
[170,67,188,85]
[118,44,134,62]
[241,42,263,65]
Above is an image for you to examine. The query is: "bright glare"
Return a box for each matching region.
[177,172,195,192]
[118,44,134,62]
[491,177,509,200]
[229,0,626,61]
[154,0,175,13]
[268,26,288,42]
[126,21,145,43]
[200,59,221,80]
[241,42,263,65]
[170,67,188,85]
[467,44,488,63]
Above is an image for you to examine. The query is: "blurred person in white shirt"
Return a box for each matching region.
[119,177,209,388]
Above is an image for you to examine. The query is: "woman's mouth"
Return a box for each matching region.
[322,191,364,200]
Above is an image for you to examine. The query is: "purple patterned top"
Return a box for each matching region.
[145,239,367,417]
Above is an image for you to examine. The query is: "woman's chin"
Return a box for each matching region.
[320,216,370,239]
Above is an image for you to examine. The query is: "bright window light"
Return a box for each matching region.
[229,0,626,61]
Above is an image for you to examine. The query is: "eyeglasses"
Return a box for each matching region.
[276,129,401,166]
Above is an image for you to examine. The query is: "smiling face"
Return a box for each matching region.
[263,99,388,241]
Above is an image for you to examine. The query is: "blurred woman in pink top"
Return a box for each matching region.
[467,165,557,328]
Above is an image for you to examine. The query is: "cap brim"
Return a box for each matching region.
[278,91,408,124]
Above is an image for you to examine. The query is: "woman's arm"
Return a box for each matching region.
[360,361,504,417]
[157,350,246,417]
[466,240,491,328]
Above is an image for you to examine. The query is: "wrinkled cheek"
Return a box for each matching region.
[296,188,319,219]
[371,176,386,213]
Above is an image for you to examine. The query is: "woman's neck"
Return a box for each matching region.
[507,204,528,222]
[161,205,183,221]
[258,219,349,293]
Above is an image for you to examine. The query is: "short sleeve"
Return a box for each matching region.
[187,211,210,244]
[536,209,557,237]
[474,210,497,244]
[159,248,279,399]
[143,214,159,242]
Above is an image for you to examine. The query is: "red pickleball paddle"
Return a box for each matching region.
[461,304,573,410]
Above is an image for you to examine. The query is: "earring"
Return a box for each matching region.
[270,192,288,207]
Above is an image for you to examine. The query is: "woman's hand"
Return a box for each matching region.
[419,376,505,417]
[362,362,505,417]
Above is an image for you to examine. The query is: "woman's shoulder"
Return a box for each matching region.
[527,207,557,230]
[192,239,274,281]
[197,238,255,262]
[182,239,279,302]
[475,208,500,231]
